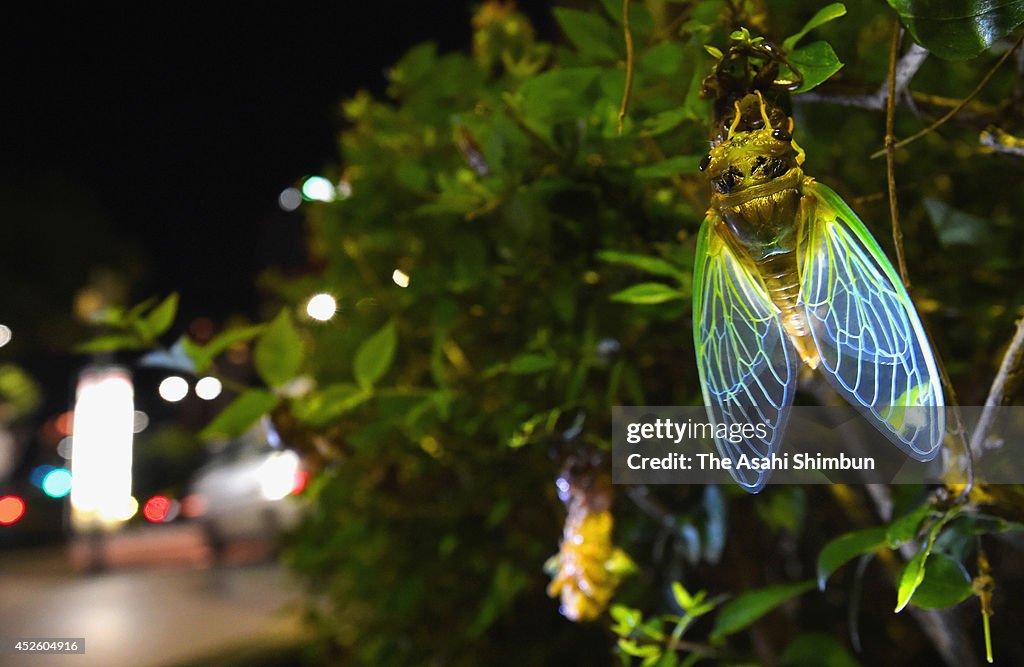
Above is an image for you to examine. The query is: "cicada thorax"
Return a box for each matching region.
[700,92,820,368]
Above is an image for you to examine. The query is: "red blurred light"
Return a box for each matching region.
[181,494,206,519]
[0,496,26,525]
[142,495,171,523]
[55,411,75,436]
[291,469,309,495]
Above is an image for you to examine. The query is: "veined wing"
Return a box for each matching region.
[693,215,797,492]
[800,182,944,461]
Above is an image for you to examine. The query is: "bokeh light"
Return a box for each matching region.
[301,176,336,202]
[42,468,73,498]
[392,269,410,288]
[133,410,149,433]
[31,464,55,488]
[99,496,138,522]
[181,494,206,519]
[0,495,25,525]
[195,376,223,400]
[278,187,302,211]
[258,450,301,501]
[55,411,75,436]
[306,293,337,321]
[158,376,189,402]
[143,495,171,523]
[0,324,11,348]
[57,436,73,459]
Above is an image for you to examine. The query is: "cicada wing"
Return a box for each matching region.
[694,216,797,492]
[800,183,945,460]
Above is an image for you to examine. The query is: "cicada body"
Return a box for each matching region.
[693,92,945,492]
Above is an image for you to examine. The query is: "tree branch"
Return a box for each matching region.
[969,318,1024,459]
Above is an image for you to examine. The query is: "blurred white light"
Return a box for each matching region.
[70,366,135,529]
[301,176,336,202]
[278,187,302,211]
[0,324,11,348]
[337,180,352,199]
[392,269,410,288]
[57,436,73,459]
[158,376,189,402]
[133,410,149,434]
[100,496,138,522]
[258,450,301,501]
[306,293,337,321]
[195,376,223,400]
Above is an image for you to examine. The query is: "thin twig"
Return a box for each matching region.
[969,318,1024,459]
[885,21,911,291]
[870,34,1024,159]
[617,0,634,135]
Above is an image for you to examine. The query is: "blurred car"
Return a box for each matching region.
[186,422,307,559]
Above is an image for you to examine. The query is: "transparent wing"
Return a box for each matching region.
[800,183,944,460]
[693,216,796,492]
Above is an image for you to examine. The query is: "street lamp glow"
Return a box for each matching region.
[195,376,222,400]
[392,269,410,288]
[70,366,134,530]
[158,376,189,402]
[301,176,336,202]
[306,293,337,321]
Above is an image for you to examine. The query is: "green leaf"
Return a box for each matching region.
[672,581,696,610]
[598,250,688,281]
[923,198,988,246]
[516,67,601,127]
[553,8,621,60]
[635,155,704,179]
[781,633,861,667]
[642,107,690,136]
[887,0,1024,60]
[789,41,844,93]
[783,4,847,51]
[817,525,888,590]
[618,638,660,658]
[894,548,929,612]
[887,503,932,547]
[610,283,684,305]
[254,309,304,388]
[142,293,179,340]
[908,552,973,609]
[74,333,148,353]
[710,581,814,640]
[184,324,266,373]
[199,389,279,440]
[291,383,372,428]
[354,321,398,389]
[610,603,641,626]
[507,353,556,375]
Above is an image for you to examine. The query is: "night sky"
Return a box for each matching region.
[0,2,553,415]
[3,3,550,317]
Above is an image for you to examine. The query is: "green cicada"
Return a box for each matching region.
[693,88,945,492]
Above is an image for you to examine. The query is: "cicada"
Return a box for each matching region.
[545,454,633,621]
[693,89,945,492]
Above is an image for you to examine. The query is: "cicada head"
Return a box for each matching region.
[700,92,804,197]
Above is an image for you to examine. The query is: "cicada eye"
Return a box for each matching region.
[699,154,712,171]
[772,129,791,142]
